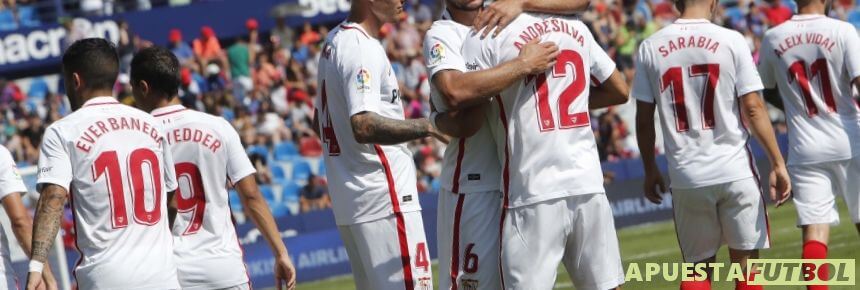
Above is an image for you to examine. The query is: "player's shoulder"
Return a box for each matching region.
[328,22,374,50]
[0,144,12,163]
[428,19,469,38]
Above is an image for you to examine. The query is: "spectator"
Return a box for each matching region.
[228,35,253,101]
[117,20,136,74]
[193,26,228,74]
[761,0,793,26]
[299,175,330,213]
[169,29,194,66]
[298,21,321,46]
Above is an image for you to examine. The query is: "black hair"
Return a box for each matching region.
[62,38,119,91]
[130,46,181,97]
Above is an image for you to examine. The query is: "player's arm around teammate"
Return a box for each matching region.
[474,0,592,38]
[234,177,297,289]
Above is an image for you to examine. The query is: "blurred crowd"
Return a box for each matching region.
[0,0,196,31]
[2,0,860,218]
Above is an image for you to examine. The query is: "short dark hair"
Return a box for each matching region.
[62,38,119,91]
[131,46,181,97]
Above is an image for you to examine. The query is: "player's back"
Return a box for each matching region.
[152,105,253,289]
[316,23,421,224]
[759,15,860,165]
[632,20,763,188]
[38,97,178,289]
[463,14,615,207]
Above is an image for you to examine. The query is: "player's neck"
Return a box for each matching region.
[155,97,182,110]
[797,3,826,16]
[678,7,713,21]
[347,8,382,39]
[447,8,478,26]
[79,89,115,103]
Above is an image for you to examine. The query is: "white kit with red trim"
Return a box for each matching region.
[152,104,256,289]
[631,18,764,189]
[36,97,180,290]
[462,14,616,207]
[758,14,860,166]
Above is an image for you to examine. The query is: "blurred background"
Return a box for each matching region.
[0,0,857,289]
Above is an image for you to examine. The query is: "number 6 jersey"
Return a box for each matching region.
[631,19,764,189]
[151,104,257,290]
[36,97,179,290]
[758,15,860,166]
[461,14,616,208]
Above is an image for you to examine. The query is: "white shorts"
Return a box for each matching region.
[500,194,624,290]
[437,190,502,290]
[790,156,860,226]
[671,177,771,262]
[339,211,433,290]
[214,282,250,290]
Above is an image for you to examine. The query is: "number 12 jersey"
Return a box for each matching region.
[631,19,764,189]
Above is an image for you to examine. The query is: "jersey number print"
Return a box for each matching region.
[531,50,589,131]
[661,64,720,132]
[93,149,163,228]
[788,58,837,117]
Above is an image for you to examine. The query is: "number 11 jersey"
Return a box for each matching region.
[631,19,764,189]
[152,104,257,289]
[758,15,860,166]
[461,14,616,208]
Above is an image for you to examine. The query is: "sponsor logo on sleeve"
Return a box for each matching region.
[356,68,372,93]
[429,43,445,65]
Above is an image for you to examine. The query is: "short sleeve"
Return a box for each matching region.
[757,37,777,89]
[160,137,178,192]
[462,31,497,71]
[342,40,387,116]
[588,29,616,85]
[36,126,73,192]
[842,24,860,81]
[0,146,27,199]
[223,121,256,184]
[630,43,656,103]
[424,26,468,78]
[733,34,764,97]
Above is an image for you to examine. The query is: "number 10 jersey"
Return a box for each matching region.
[631,19,764,189]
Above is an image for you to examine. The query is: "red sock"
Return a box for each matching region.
[802,240,829,290]
[680,280,711,290]
[736,280,763,290]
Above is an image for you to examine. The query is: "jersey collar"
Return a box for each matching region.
[81,96,119,108]
[674,18,711,24]
[339,21,371,39]
[791,14,825,21]
[151,104,187,117]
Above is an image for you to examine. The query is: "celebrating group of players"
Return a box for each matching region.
[316,0,860,289]
[0,0,853,289]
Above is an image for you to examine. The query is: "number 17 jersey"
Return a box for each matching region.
[461,14,616,208]
[152,104,257,290]
[631,19,764,189]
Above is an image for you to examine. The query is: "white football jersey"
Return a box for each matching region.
[0,145,26,278]
[316,22,421,225]
[36,97,179,290]
[424,16,502,194]
[152,105,255,289]
[462,14,616,208]
[631,19,764,189]
[758,15,860,165]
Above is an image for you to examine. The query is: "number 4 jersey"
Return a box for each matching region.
[461,14,616,208]
[631,19,764,189]
[758,15,860,166]
[36,97,179,290]
[152,104,257,289]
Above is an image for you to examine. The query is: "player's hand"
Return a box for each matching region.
[643,171,667,204]
[26,271,44,290]
[769,165,791,207]
[474,0,525,38]
[274,254,297,290]
[428,122,450,144]
[517,38,559,75]
[42,268,58,290]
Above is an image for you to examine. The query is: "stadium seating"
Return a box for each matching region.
[271,164,287,180]
[259,185,276,202]
[0,10,17,31]
[228,189,242,212]
[17,6,41,27]
[274,143,299,161]
[291,159,313,185]
[246,145,269,158]
[849,9,860,28]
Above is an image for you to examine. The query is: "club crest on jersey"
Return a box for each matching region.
[461,279,479,290]
[429,43,445,65]
[356,68,372,93]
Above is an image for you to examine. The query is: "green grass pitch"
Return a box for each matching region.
[294,201,859,289]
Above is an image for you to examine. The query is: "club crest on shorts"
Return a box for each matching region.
[429,43,445,65]
[417,276,432,290]
[461,279,479,290]
[356,68,372,93]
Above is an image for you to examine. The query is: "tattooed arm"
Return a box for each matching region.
[350,112,440,145]
[30,184,67,263]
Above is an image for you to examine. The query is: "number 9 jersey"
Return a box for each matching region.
[630,19,764,189]
[461,14,616,208]
[36,97,179,290]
